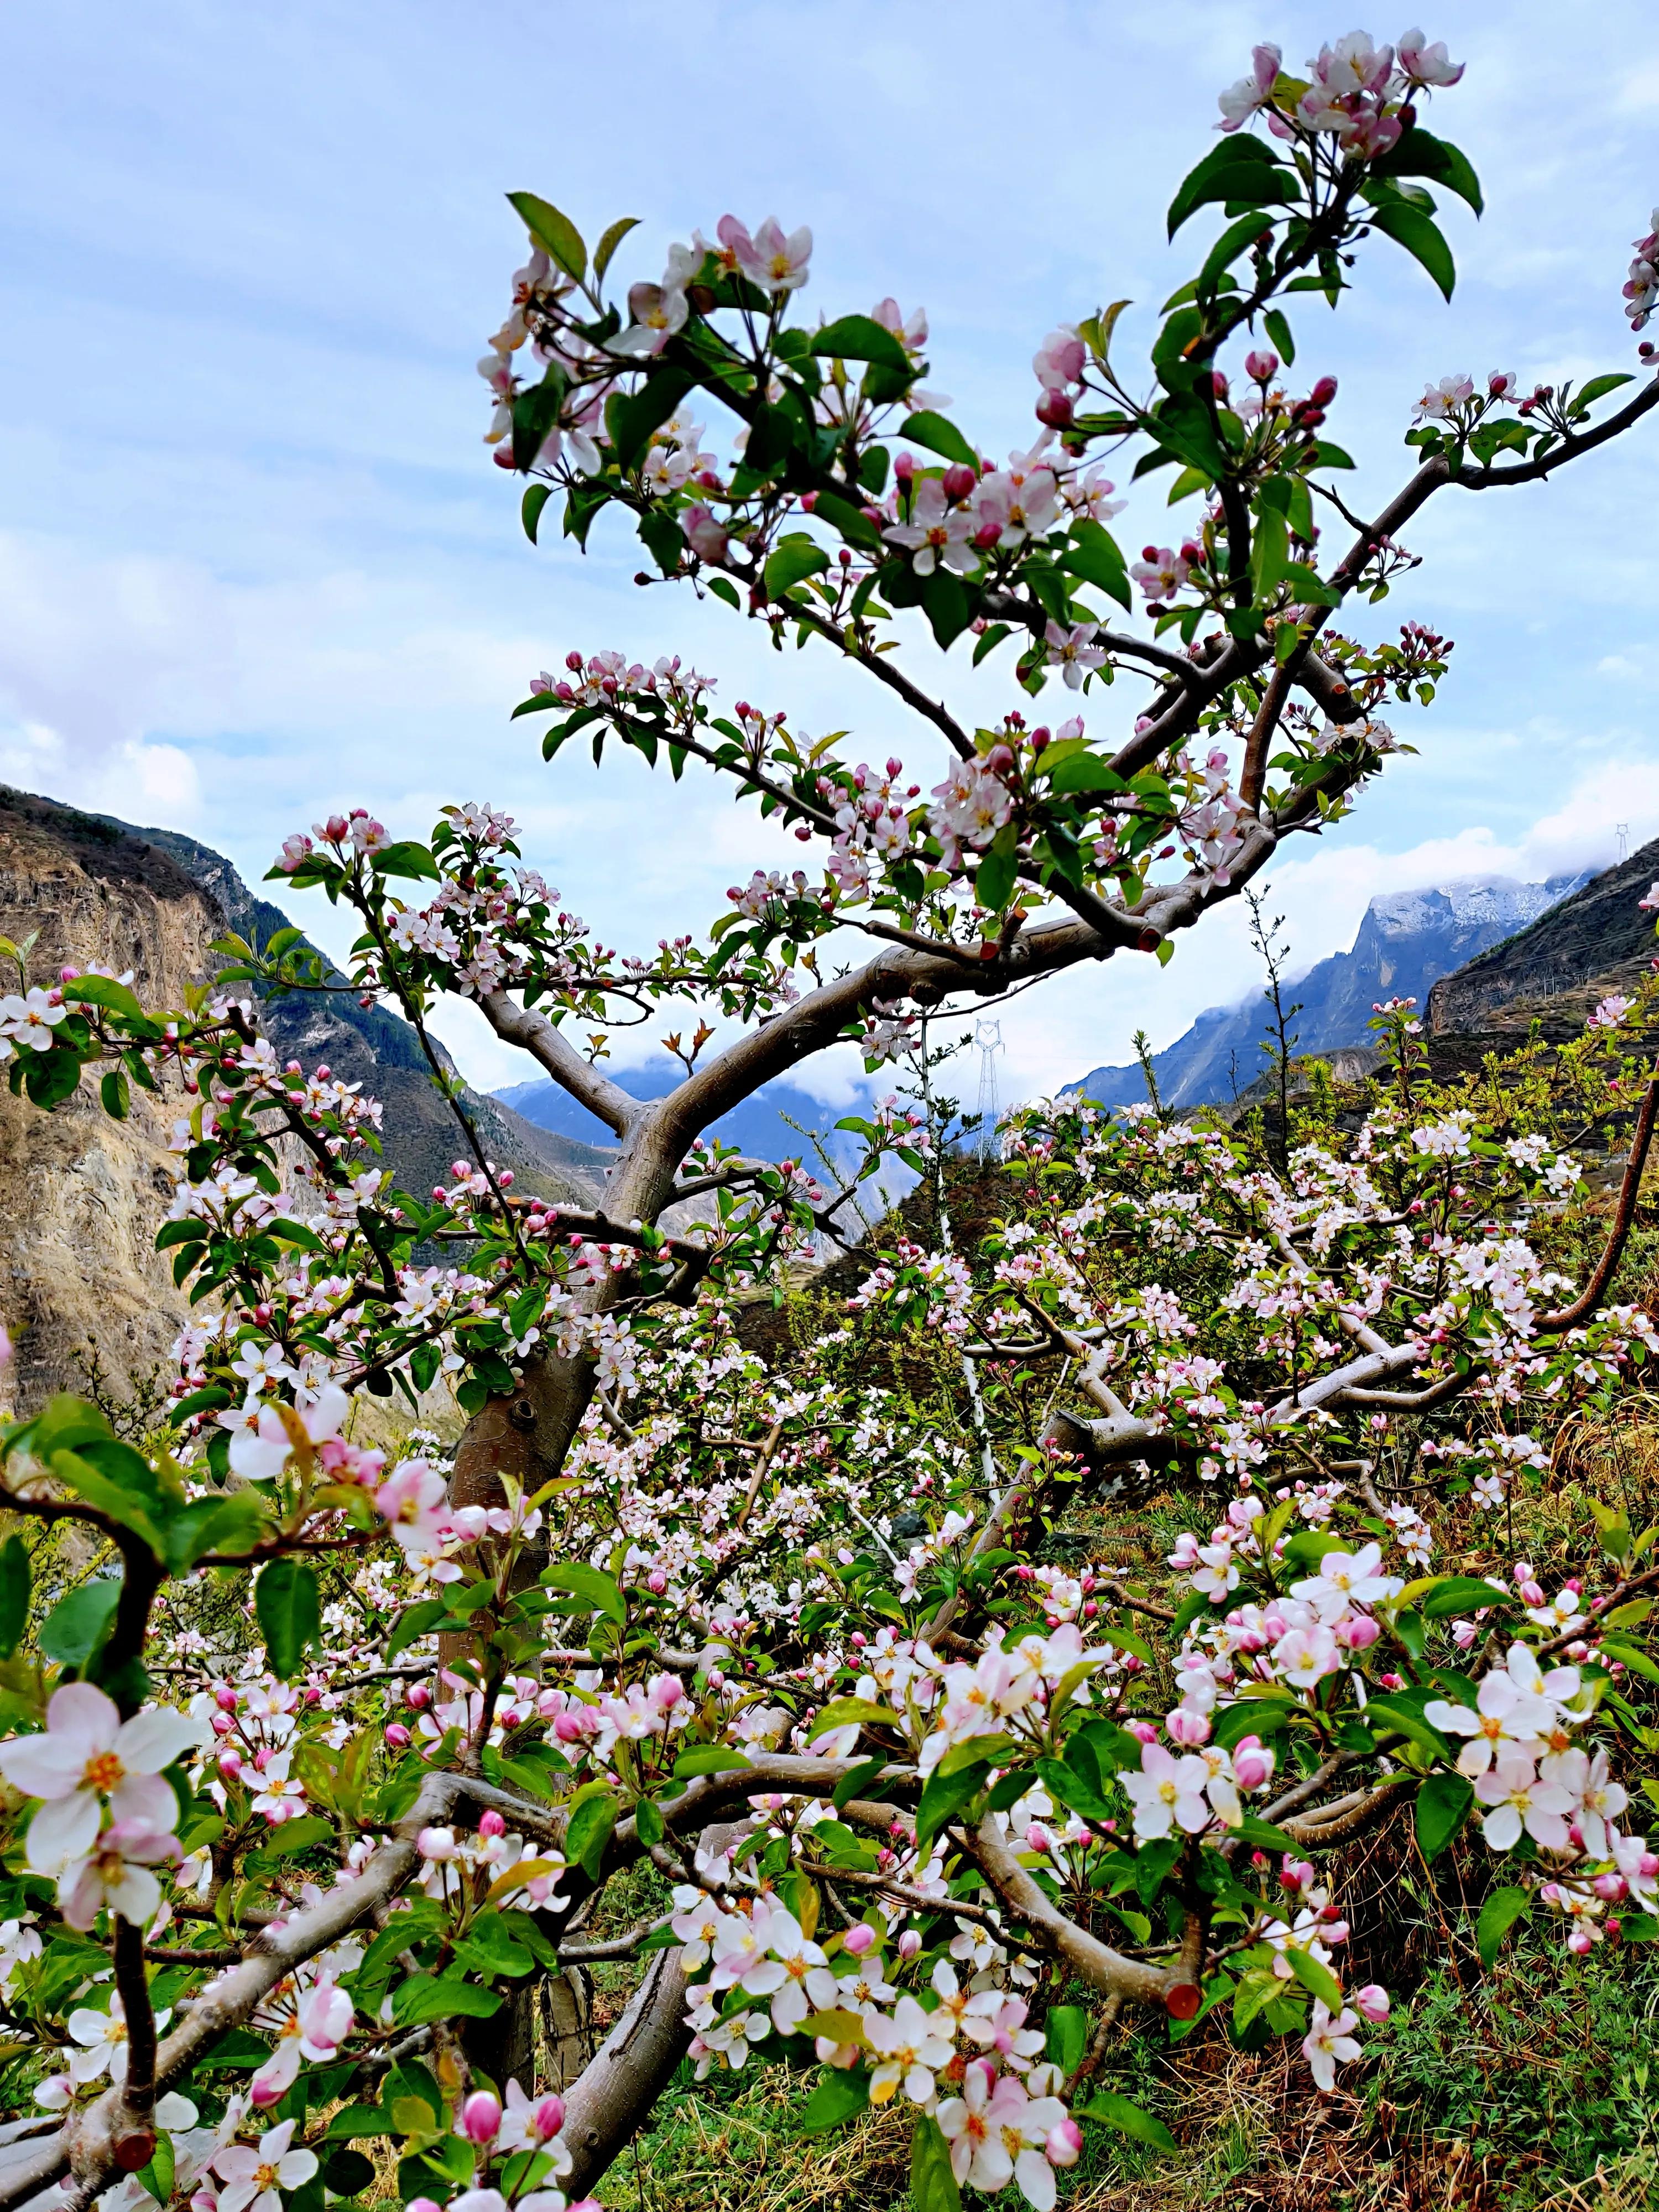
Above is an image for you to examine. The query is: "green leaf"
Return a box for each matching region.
[99,1069,131,1120]
[1061,519,1131,610]
[61,973,147,1021]
[910,2115,962,2212]
[1078,2091,1176,2153]
[811,315,912,372]
[974,827,1019,914]
[387,1598,448,1662]
[391,1974,505,2027]
[1045,750,1126,796]
[1233,1814,1302,1854]
[539,1562,627,1630]
[0,1536,31,1660]
[922,570,973,649]
[522,482,554,545]
[1167,137,1291,236]
[808,1697,902,1739]
[1263,308,1295,366]
[1285,1944,1344,2013]
[1477,1884,1531,1969]
[1366,1690,1455,1760]
[811,489,884,551]
[506,191,586,281]
[608,366,696,472]
[672,1746,753,1778]
[799,2068,870,2134]
[1368,201,1456,300]
[368,841,441,881]
[39,1575,121,1667]
[565,1785,618,1877]
[764,534,831,598]
[593,216,640,282]
[1372,124,1484,215]
[1415,1771,1474,1861]
[1418,1576,1516,1621]
[1575,372,1634,410]
[901,411,978,468]
[1045,2004,1088,2075]
[255,1558,321,1680]
[915,1762,988,1857]
[1196,210,1274,295]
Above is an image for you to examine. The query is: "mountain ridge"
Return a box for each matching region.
[1065,868,1595,1113]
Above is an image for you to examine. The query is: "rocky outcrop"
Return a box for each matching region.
[0,787,613,1417]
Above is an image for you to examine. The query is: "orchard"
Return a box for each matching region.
[2,26,1658,2212]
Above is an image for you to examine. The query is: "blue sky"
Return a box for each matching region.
[3,1,1657,1105]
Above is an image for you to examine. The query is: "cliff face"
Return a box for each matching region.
[0,791,220,1413]
[0,787,613,1416]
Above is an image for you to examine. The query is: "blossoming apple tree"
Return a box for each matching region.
[3,27,1659,2212]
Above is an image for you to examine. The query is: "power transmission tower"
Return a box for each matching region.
[1617,822,1631,864]
[974,1019,1004,1158]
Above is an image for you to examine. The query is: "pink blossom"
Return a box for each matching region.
[1218,43,1282,132]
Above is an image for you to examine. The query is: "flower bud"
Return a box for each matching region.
[1244,349,1279,382]
[478,1809,507,1838]
[1308,375,1339,408]
[215,1686,238,1712]
[408,2197,445,2212]
[217,1749,243,1780]
[897,1929,922,1960]
[1166,1707,1211,1746]
[530,2094,565,2140]
[894,451,914,482]
[1035,389,1074,427]
[461,2091,502,2145]
[1046,2118,1083,2167]
[385,1722,412,1749]
[210,1713,234,1738]
[1127,1719,1160,1745]
[942,463,978,502]
[1353,1984,1390,2023]
[841,1922,877,1957]
[406,1682,432,1710]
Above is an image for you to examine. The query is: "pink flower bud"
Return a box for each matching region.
[1353,1984,1390,2023]
[1337,1615,1380,1651]
[217,1749,243,1780]
[385,1722,412,1749]
[1245,349,1279,382]
[942,463,978,501]
[1046,2119,1083,2168]
[553,1712,582,1743]
[897,1929,922,1960]
[842,1923,877,1957]
[1166,1707,1211,1746]
[408,2197,444,2212]
[1210,371,1229,400]
[215,1686,238,1712]
[405,1682,432,1710]
[531,2094,566,2140]
[478,1809,506,1838]
[210,1713,234,1738]
[461,2091,502,2145]
[1308,375,1339,408]
[1128,1720,1160,1745]
[894,451,914,482]
[1035,389,1074,427]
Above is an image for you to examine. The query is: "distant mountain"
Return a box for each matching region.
[495,1058,879,1180]
[1428,834,1659,1046]
[1067,871,1594,1113]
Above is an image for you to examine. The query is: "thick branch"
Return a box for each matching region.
[477,992,643,1138]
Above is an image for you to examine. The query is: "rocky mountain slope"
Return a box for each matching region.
[1067,871,1592,1112]
[1426,835,1659,1047]
[0,786,611,1415]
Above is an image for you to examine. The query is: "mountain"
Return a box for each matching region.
[1066,871,1594,1113]
[1427,834,1659,1047]
[495,1058,878,1181]
[0,785,613,1413]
